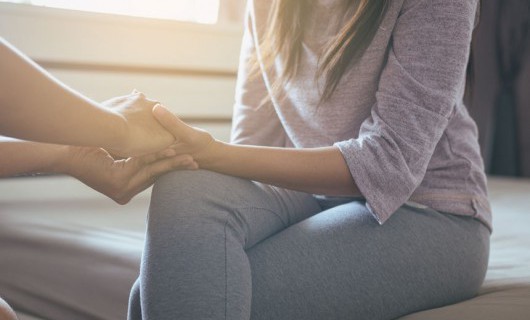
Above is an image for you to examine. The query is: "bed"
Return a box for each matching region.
[0,176,529,320]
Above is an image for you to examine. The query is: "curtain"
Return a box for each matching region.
[466,0,530,177]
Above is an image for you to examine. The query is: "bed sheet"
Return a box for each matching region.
[0,177,148,320]
[0,176,529,320]
[399,177,530,320]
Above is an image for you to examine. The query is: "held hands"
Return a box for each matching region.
[75,90,214,203]
[102,90,216,162]
[152,104,216,163]
[63,146,197,204]
[102,91,176,158]
[75,91,215,204]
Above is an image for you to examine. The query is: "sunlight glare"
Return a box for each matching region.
[2,0,220,24]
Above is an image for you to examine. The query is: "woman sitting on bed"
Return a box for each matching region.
[127,0,492,319]
[0,38,196,319]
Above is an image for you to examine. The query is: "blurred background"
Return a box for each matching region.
[466,0,530,178]
[0,0,247,145]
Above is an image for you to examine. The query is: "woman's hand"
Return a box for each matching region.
[63,145,197,204]
[102,91,176,157]
[152,104,216,163]
[150,104,359,197]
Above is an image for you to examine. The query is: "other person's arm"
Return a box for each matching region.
[0,38,174,157]
[0,136,197,204]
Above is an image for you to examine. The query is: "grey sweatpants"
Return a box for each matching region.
[128,170,490,320]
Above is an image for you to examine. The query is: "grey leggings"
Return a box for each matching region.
[128,170,490,320]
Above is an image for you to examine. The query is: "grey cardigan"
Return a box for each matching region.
[231,0,491,231]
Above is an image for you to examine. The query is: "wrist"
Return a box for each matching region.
[103,110,128,152]
[194,139,225,169]
[48,145,82,176]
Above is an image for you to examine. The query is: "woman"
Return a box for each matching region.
[129,0,491,319]
[0,39,196,319]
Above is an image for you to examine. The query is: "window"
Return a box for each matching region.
[0,0,220,24]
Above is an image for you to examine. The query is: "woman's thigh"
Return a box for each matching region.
[247,202,490,320]
[134,170,323,319]
[146,169,321,249]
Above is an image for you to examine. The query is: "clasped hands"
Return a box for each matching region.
[68,90,215,204]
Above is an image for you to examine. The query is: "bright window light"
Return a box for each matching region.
[0,0,220,24]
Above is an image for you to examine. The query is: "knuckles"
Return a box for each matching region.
[128,91,160,107]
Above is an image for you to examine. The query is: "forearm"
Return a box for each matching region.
[0,137,71,177]
[197,141,361,196]
[0,38,125,148]
[152,104,359,196]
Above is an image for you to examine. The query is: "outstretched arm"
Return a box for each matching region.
[0,136,197,204]
[0,38,174,157]
[153,105,360,197]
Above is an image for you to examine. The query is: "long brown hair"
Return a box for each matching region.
[254,0,390,103]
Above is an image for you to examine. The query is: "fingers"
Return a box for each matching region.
[131,89,146,99]
[147,155,198,177]
[102,89,155,109]
[130,89,161,106]
[135,148,177,166]
[152,104,191,142]
[124,155,198,201]
[141,155,198,181]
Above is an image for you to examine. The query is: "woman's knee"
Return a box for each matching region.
[152,169,215,202]
[147,170,253,231]
[153,170,249,203]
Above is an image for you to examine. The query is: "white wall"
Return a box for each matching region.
[0,1,244,141]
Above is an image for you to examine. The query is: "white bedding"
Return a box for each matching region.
[0,176,529,320]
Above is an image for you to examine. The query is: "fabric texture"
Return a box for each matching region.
[232,0,491,229]
[128,170,490,320]
[0,177,527,320]
[399,177,530,320]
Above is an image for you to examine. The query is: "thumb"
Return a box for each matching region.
[152,104,190,141]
